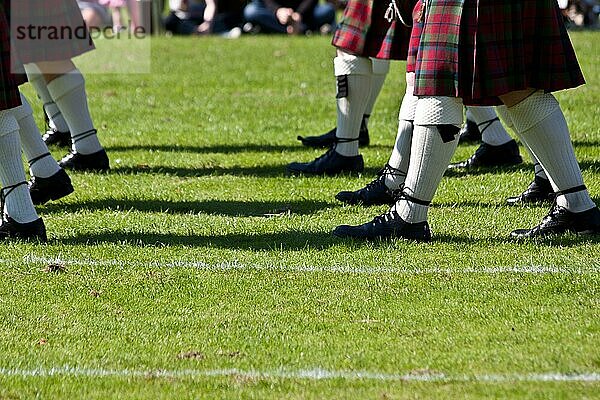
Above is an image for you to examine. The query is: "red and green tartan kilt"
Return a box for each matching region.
[1,5,25,110]
[332,0,412,60]
[10,0,95,64]
[412,0,585,105]
[405,6,423,73]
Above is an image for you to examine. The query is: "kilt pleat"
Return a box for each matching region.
[1,3,24,110]
[332,0,412,60]
[412,0,585,105]
[10,0,95,64]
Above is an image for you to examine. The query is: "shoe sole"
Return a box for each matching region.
[448,157,523,170]
[332,230,431,242]
[335,196,393,207]
[59,162,110,173]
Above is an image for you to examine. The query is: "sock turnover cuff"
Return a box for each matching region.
[0,110,19,135]
[46,70,86,101]
[414,96,464,127]
[334,53,372,76]
[11,93,34,122]
[507,91,560,134]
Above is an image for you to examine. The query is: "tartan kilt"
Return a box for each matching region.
[332,0,412,60]
[412,0,585,105]
[10,0,95,64]
[1,5,24,110]
[405,5,423,73]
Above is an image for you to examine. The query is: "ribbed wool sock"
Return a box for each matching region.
[507,92,595,212]
[13,93,60,178]
[395,96,463,223]
[0,110,39,223]
[467,106,512,146]
[385,73,417,190]
[24,63,70,133]
[496,105,548,181]
[46,70,102,154]
[334,54,373,157]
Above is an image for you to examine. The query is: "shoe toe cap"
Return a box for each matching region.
[332,225,358,238]
[335,191,357,204]
[510,228,532,238]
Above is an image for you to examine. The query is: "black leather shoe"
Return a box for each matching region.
[507,176,555,206]
[448,140,522,169]
[511,205,600,238]
[0,216,47,241]
[458,118,481,143]
[333,208,432,241]
[287,148,364,176]
[42,129,71,148]
[336,164,401,206]
[29,169,74,205]
[298,119,369,149]
[59,149,110,172]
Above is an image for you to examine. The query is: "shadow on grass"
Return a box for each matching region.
[59,230,340,250]
[107,143,306,154]
[572,139,600,147]
[111,164,286,177]
[443,163,530,178]
[109,164,381,178]
[42,199,333,216]
[107,143,394,154]
[57,229,600,248]
[444,159,600,178]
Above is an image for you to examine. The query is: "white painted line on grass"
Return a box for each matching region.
[0,256,598,275]
[0,366,598,383]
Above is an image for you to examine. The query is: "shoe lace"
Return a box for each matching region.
[313,146,337,163]
[0,181,27,223]
[535,184,588,230]
[372,185,430,224]
[365,164,406,191]
[312,137,361,164]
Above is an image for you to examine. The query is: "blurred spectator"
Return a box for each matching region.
[559,0,599,27]
[78,0,112,29]
[165,0,246,36]
[243,0,335,34]
[99,0,127,32]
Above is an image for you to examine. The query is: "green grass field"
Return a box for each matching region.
[1,32,599,398]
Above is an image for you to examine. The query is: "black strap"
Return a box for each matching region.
[334,137,360,143]
[72,129,97,144]
[402,192,431,206]
[0,181,28,222]
[392,186,431,206]
[556,185,587,196]
[476,117,500,136]
[28,152,51,166]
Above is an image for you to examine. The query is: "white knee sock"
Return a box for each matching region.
[397,96,463,223]
[24,63,70,133]
[506,91,595,212]
[13,93,60,178]
[334,53,374,157]
[0,110,38,223]
[496,104,548,180]
[46,70,103,154]
[386,72,417,190]
[467,106,512,146]
[362,58,389,130]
